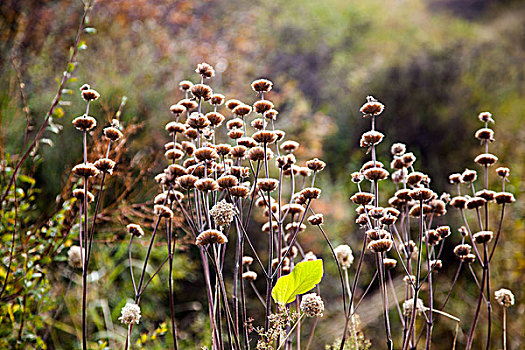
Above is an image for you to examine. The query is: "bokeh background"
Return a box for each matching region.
[1,0,524,348]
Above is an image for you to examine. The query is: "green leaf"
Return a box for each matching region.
[18,175,35,186]
[66,62,76,73]
[271,259,323,305]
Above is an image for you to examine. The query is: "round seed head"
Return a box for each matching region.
[195,178,219,192]
[205,112,225,127]
[81,89,100,101]
[360,96,384,116]
[104,127,123,141]
[360,130,384,147]
[191,84,213,100]
[307,214,324,225]
[436,226,451,238]
[474,153,498,167]
[194,147,219,162]
[409,188,434,201]
[454,244,471,257]
[391,143,406,156]
[251,118,267,130]
[253,130,278,144]
[251,79,273,93]
[263,108,279,120]
[300,187,321,200]
[461,169,477,183]
[475,128,495,142]
[494,289,515,307]
[368,238,393,253]
[334,244,354,269]
[402,152,416,168]
[494,192,515,204]
[461,253,476,264]
[179,98,198,110]
[209,200,237,227]
[210,93,225,105]
[450,196,468,209]
[300,293,324,318]
[466,196,486,210]
[473,230,493,244]
[72,189,94,203]
[281,140,300,153]
[67,246,84,269]
[363,167,389,181]
[478,111,494,123]
[226,99,242,110]
[72,116,97,131]
[94,158,116,174]
[170,104,186,115]
[253,100,274,114]
[127,224,144,238]
[229,186,250,198]
[154,204,173,218]
[72,163,100,178]
[242,256,254,265]
[179,80,193,91]
[232,104,252,117]
[496,167,510,177]
[195,62,215,78]
[196,229,228,246]
[383,258,397,270]
[242,271,258,281]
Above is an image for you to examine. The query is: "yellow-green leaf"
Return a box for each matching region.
[271,259,323,305]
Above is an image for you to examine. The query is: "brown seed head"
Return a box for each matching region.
[476,189,496,202]
[402,152,416,168]
[195,178,219,192]
[360,130,384,147]
[368,238,393,253]
[461,169,477,183]
[263,108,279,120]
[251,118,267,130]
[165,149,184,161]
[496,167,510,178]
[226,99,242,110]
[466,196,486,209]
[306,158,326,172]
[454,244,471,257]
[127,224,144,238]
[391,143,406,156]
[366,229,390,241]
[383,258,397,270]
[430,259,443,270]
[242,256,254,265]
[351,192,374,205]
[281,140,300,153]
[205,112,225,127]
[72,189,94,203]
[478,111,494,124]
[474,153,498,167]
[475,128,495,142]
[253,100,274,114]
[257,178,279,192]
[179,80,193,91]
[195,62,215,78]
[307,214,324,225]
[81,89,100,101]
[449,173,462,184]
[170,104,186,115]
[426,230,441,245]
[436,226,451,238]
[210,93,225,105]
[177,174,198,189]
[494,192,515,204]
[154,204,173,218]
[94,158,116,174]
[360,96,384,116]
[232,104,252,117]
[473,230,493,244]
[72,163,99,178]
[72,116,97,131]
[450,196,468,209]
[242,271,258,281]
[196,229,228,246]
[191,84,213,100]
[179,98,198,110]
[104,127,123,141]
[251,79,273,93]
[229,186,250,198]
[194,147,219,162]
[363,167,389,181]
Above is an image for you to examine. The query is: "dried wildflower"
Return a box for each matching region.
[478,111,494,123]
[361,160,384,171]
[251,118,267,130]
[426,230,441,245]
[461,169,477,183]
[170,104,186,116]
[282,203,305,217]
[408,204,432,217]
[403,275,416,285]
[264,108,279,120]
[475,128,495,142]
[119,303,141,325]
[196,229,228,246]
[81,88,100,101]
[187,112,211,130]
[473,230,493,244]
[195,147,219,162]
[406,171,425,186]
[430,199,447,215]
[449,173,462,184]
[450,196,468,209]
[205,112,225,127]
[104,126,123,141]
[195,62,215,78]
[238,137,258,149]
[251,79,273,93]
[257,178,279,192]
[403,298,425,317]
[217,175,239,189]
[233,104,252,117]
[127,224,144,238]
[380,213,397,225]
[474,153,498,167]
[285,222,307,233]
[494,192,515,204]
[80,84,90,91]
[254,100,274,114]
[231,145,248,159]
[300,187,321,200]
[496,167,510,177]
[383,258,397,270]
[179,98,198,110]
[466,196,486,209]
[366,229,390,241]
[476,189,496,202]
[94,158,116,174]
[253,130,278,144]
[300,293,324,318]
[72,115,97,131]
[195,179,219,192]
[167,164,187,178]
[436,226,451,238]
[305,158,326,172]
[229,186,250,198]
[360,130,384,147]
[210,93,225,105]
[363,167,389,181]
[334,245,354,269]
[409,188,434,201]
[242,271,258,281]
[369,207,385,219]
[360,96,384,116]
[72,163,99,178]
[181,141,196,156]
[274,130,286,141]
[238,258,254,270]
[262,221,279,233]
[191,84,213,100]
[402,152,416,167]
[350,172,363,183]
[307,214,324,225]
[165,149,184,161]
[280,140,300,153]
[454,244,471,257]
[72,189,94,203]
[210,200,237,227]
[391,157,406,170]
[67,246,84,268]
[299,167,312,177]
[368,239,393,253]
[494,289,515,307]
[179,80,194,91]
[462,253,476,263]
[154,205,173,218]
[391,143,406,156]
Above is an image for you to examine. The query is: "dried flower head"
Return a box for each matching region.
[210,93,225,105]
[391,143,406,156]
[300,293,324,317]
[475,128,495,142]
[474,153,498,167]
[196,229,228,246]
[466,196,486,210]
[368,238,393,253]
[383,258,397,270]
[307,214,324,225]
[229,186,250,198]
[72,115,97,131]
[478,111,494,124]
[300,187,321,200]
[257,178,279,192]
[179,80,193,91]
[210,200,237,227]
[473,230,493,244]
[154,204,174,218]
[449,173,462,184]
[403,298,425,317]
[72,189,94,203]
[195,178,219,192]
[94,158,116,174]
[334,244,354,269]
[306,158,326,172]
[195,62,215,78]
[363,167,389,181]
[67,246,84,269]
[242,271,258,281]
[254,100,274,114]
[253,130,278,144]
[104,126,123,141]
[360,96,384,116]
[191,84,213,100]
[119,303,141,325]
[450,196,468,209]
[494,288,515,307]
[351,172,364,183]
[461,169,477,183]
[205,112,225,127]
[179,98,198,110]
[409,188,434,201]
[127,224,144,238]
[494,192,516,204]
[72,163,100,178]
[251,79,273,93]
[454,244,472,257]
[81,88,100,101]
[264,108,279,120]
[281,140,300,153]
[360,130,384,147]
[232,104,252,117]
[170,104,186,115]
[436,225,451,238]
[242,256,254,266]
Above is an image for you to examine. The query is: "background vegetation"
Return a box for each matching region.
[1,0,523,348]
